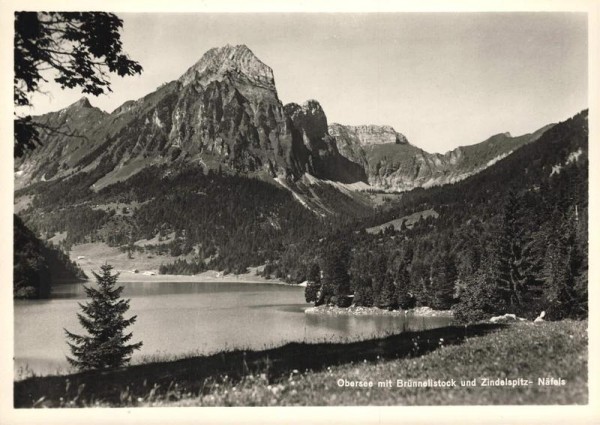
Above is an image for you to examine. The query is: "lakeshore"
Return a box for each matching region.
[14,320,586,407]
[305,305,454,317]
[90,267,288,285]
[67,242,288,285]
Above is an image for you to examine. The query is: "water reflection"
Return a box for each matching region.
[15,282,452,377]
[50,281,295,299]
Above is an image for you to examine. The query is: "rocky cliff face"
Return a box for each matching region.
[179,44,277,98]
[284,102,366,183]
[15,43,553,196]
[328,124,410,172]
[329,124,408,146]
[16,45,367,190]
[329,123,553,191]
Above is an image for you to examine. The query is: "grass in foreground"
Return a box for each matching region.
[15,320,586,407]
[156,320,588,406]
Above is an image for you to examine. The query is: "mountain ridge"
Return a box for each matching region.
[16,45,369,192]
[329,122,555,191]
[16,43,558,199]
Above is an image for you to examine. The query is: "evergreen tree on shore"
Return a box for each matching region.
[396,259,415,310]
[65,264,142,370]
[494,191,542,314]
[305,263,321,303]
[431,252,457,310]
[321,242,351,306]
[543,210,587,319]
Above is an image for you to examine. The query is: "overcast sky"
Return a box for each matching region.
[25,13,588,154]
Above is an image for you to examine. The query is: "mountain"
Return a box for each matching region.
[329,123,554,191]
[14,43,582,282]
[15,44,366,193]
[16,43,557,200]
[276,110,588,319]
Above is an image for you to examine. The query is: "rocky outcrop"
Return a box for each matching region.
[329,123,554,191]
[329,124,408,146]
[16,44,367,190]
[284,102,367,183]
[179,44,277,97]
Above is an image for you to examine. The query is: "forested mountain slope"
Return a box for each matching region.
[285,110,587,321]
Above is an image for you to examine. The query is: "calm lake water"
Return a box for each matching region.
[14,281,452,377]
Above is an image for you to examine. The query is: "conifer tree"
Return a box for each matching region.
[453,256,508,323]
[304,262,321,303]
[396,259,415,310]
[378,273,398,310]
[543,209,587,319]
[321,242,351,306]
[65,264,142,370]
[493,191,542,313]
[350,249,375,307]
[431,253,457,310]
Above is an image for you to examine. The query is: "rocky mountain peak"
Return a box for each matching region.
[285,100,329,143]
[179,44,275,90]
[68,97,93,109]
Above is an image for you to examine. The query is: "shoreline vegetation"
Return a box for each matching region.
[14,320,586,407]
[56,265,289,286]
[305,305,454,317]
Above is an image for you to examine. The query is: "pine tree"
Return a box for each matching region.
[543,209,587,319]
[304,262,321,303]
[65,264,142,370]
[396,259,415,310]
[453,256,508,323]
[321,242,351,306]
[349,249,374,307]
[431,253,457,310]
[378,273,398,310]
[493,191,542,314]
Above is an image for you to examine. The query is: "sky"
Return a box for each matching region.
[24,13,588,154]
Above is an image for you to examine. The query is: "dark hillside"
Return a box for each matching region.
[13,215,87,299]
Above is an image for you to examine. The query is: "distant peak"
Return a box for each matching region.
[329,124,410,146]
[487,131,512,142]
[179,44,275,89]
[69,97,92,109]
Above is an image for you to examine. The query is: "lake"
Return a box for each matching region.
[14,281,452,378]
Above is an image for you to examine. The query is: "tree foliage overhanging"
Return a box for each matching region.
[14,12,142,157]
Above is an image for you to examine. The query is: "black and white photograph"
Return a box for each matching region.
[2,1,598,423]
